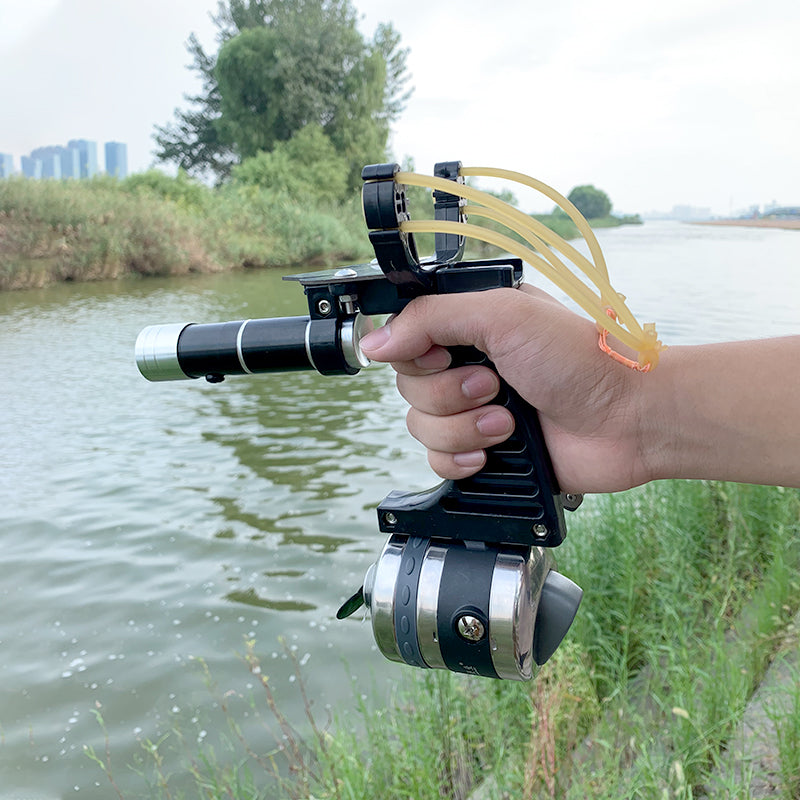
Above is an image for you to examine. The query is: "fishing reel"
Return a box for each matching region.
[338,535,582,680]
[136,161,584,681]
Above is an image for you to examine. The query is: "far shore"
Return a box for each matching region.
[693,218,800,230]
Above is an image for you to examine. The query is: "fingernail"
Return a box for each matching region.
[360,322,391,352]
[476,409,513,437]
[453,450,486,468]
[461,370,498,401]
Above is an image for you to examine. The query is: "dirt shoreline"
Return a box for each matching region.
[693,218,800,230]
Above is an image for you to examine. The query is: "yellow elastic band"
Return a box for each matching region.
[401,219,642,353]
[387,168,664,370]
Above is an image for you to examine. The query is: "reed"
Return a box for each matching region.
[0,175,372,290]
[88,481,800,799]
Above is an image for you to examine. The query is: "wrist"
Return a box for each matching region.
[633,347,684,483]
[633,339,800,487]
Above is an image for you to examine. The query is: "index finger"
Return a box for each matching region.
[359,289,520,364]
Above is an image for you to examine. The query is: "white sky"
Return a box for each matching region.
[1,0,798,214]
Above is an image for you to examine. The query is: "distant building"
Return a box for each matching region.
[42,154,61,179]
[35,145,82,179]
[21,156,42,179]
[67,139,98,178]
[60,146,81,179]
[104,141,128,178]
[765,206,800,220]
[0,153,13,177]
[30,147,63,179]
[16,138,128,180]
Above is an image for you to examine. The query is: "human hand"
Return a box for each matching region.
[359,285,652,494]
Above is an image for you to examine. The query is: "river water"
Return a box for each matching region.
[0,221,798,798]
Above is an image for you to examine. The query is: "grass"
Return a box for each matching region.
[0,176,219,289]
[770,664,800,797]
[0,173,643,291]
[86,480,800,799]
[0,175,372,290]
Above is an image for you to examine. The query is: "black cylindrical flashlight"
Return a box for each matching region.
[135,314,371,382]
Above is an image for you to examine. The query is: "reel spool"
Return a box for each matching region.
[362,535,582,681]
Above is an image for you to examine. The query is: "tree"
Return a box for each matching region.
[567,185,612,220]
[153,0,410,186]
[152,32,237,180]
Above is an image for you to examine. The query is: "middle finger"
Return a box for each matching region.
[396,365,500,416]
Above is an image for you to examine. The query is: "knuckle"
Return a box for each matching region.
[396,371,456,415]
[406,407,464,453]
[427,451,462,481]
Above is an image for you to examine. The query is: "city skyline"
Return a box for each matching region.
[1,1,798,215]
[0,134,786,219]
[1,137,128,179]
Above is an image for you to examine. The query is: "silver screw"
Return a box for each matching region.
[383,512,397,527]
[533,524,549,538]
[457,615,485,642]
[316,299,333,316]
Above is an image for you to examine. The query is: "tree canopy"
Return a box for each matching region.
[153,0,410,188]
[567,185,612,219]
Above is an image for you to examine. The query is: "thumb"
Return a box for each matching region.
[359,289,520,364]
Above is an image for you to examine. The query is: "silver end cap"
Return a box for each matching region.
[135,323,192,381]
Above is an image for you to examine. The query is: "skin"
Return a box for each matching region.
[359,285,800,493]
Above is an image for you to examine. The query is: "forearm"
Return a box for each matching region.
[641,337,800,488]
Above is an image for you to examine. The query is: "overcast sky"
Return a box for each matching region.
[1,0,798,214]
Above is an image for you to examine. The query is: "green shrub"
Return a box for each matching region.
[0,168,375,289]
[122,169,212,211]
[231,125,350,204]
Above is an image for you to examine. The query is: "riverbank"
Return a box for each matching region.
[101,481,800,799]
[695,218,800,230]
[0,174,642,291]
[0,174,371,291]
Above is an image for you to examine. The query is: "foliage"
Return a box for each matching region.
[530,211,580,241]
[567,184,612,219]
[231,125,349,202]
[153,0,410,187]
[122,168,212,210]
[212,185,369,267]
[0,171,645,291]
[589,212,643,228]
[0,176,218,289]
[0,173,372,289]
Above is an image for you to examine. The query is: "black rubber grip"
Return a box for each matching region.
[377,347,567,548]
[436,544,498,678]
[393,536,428,669]
[447,347,567,546]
